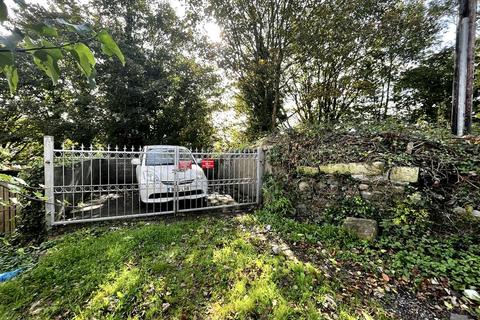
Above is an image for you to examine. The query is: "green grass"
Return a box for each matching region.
[0,215,389,320]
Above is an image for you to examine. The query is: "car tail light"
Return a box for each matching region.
[202,159,215,169]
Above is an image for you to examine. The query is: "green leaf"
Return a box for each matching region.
[41,40,63,60]
[32,49,61,84]
[97,29,125,65]
[2,64,18,93]
[29,40,63,84]
[29,23,58,37]
[66,42,95,77]
[0,0,7,22]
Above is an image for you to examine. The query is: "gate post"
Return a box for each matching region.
[44,136,55,229]
[256,146,265,204]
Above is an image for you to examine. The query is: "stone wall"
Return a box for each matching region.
[262,145,422,238]
[294,162,420,203]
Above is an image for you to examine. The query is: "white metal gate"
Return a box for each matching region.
[44,136,264,226]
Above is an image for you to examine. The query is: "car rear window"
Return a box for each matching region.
[145,148,175,166]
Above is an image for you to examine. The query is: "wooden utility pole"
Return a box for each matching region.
[452,0,477,136]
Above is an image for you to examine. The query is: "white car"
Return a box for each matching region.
[131,145,208,205]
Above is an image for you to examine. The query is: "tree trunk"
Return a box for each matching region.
[384,55,393,119]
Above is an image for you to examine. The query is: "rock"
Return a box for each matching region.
[315,181,327,190]
[352,174,369,181]
[358,184,369,191]
[360,190,381,200]
[352,174,387,183]
[328,180,339,189]
[453,207,467,215]
[389,166,419,183]
[297,166,319,176]
[450,313,471,320]
[318,162,385,176]
[343,217,378,240]
[272,245,280,255]
[298,181,310,192]
[360,191,373,200]
[463,289,480,302]
[406,142,414,154]
[472,210,480,218]
[392,185,405,193]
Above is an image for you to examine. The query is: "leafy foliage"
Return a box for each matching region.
[394,48,456,123]
[192,0,296,136]
[260,122,480,304]
[323,196,378,225]
[0,0,124,93]
[193,0,452,135]
[0,0,221,167]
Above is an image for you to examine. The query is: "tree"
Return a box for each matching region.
[0,0,124,93]
[394,48,455,123]
[286,0,446,126]
[91,0,220,147]
[0,0,221,163]
[192,0,297,136]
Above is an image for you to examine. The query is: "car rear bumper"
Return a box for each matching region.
[138,182,208,203]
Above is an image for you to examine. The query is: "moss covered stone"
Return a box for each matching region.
[297,162,385,176]
[343,217,378,241]
[389,166,419,183]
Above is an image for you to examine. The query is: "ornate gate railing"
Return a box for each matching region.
[44,136,264,226]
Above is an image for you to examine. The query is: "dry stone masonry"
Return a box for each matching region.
[295,161,421,240]
[297,162,420,186]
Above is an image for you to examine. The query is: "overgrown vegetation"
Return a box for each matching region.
[267,122,480,230]
[0,215,392,319]
[259,122,480,317]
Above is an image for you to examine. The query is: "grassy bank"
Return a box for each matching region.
[0,215,389,320]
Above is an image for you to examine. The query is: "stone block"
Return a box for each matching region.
[360,190,382,200]
[389,166,419,183]
[343,217,378,241]
[297,166,319,176]
[358,184,369,191]
[298,181,310,192]
[453,207,467,215]
[360,191,373,200]
[450,313,471,320]
[316,162,385,176]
